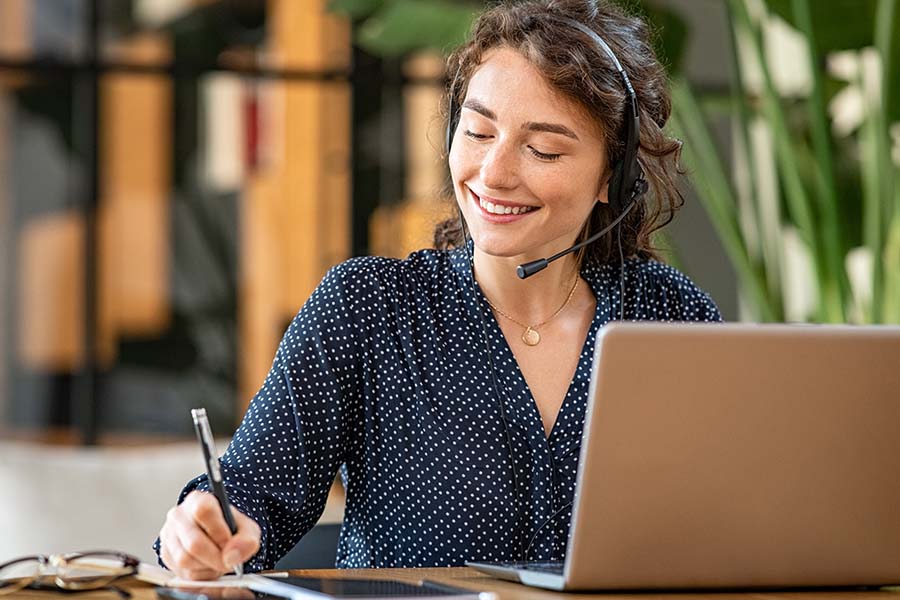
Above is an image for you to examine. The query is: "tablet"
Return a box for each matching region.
[157,576,488,600]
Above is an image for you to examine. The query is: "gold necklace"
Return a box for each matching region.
[483,277,579,347]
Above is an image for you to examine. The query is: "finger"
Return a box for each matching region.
[161,512,223,578]
[234,510,261,541]
[161,521,212,576]
[160,519,203,572]
[221,588,255,599]
[159,523,176,570]
[226,589,255,599]
[166,531,223,580]
[163,519,208,573]
[178,568,221,582]
[184,491,233,547]
[170,507,229,573]
[222,512,261,568]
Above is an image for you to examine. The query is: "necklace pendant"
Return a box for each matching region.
[522,327,541,346]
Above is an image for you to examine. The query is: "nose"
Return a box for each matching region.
[479,139,520,190]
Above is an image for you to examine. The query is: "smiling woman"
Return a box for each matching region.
[154,0,721,579]
[449,48,607,260]
[436,0,684,269]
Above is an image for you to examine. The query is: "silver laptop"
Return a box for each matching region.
[468,323,900,590]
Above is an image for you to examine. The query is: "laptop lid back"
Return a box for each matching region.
[565,323,900,590]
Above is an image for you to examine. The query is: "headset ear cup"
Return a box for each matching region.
[607,161,624,212]
[445,111,459,155]
[445,81,460,155]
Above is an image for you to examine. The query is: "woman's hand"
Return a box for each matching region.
[159,490,261,580]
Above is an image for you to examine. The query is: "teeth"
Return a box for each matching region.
[479,197,535,216]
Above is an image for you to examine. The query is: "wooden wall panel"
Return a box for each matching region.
[0,0,29,59]
[267,0,350,71]
[18,213,85,371]
[0,0,31,89]
[319,83,351,273]
[98,34,172,366]
[282,82,320,316]
[239,1,351,407]
[405,53,446,201]
[240,175,283,405]
[16,34,172,371]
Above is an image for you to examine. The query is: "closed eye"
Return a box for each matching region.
[529,147,562,161]
[465,130,562,161]
[464,130,491,140]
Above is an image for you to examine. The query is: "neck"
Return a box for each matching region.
[473,247,580,325]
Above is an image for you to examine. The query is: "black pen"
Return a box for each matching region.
[191,408,243,578]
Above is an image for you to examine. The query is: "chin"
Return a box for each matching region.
[469,235,534,261]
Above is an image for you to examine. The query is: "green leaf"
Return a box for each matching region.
[764,0,878,51]
[882,0,900,124]
[671,78,782,321]
[884,198,900,323]
[763,0,900,123]
[790,0,851,313]
[730,0,847,321]
[645,5,689,74]
[621,1,689,74]
[355,0,480,57]
[328,0,385,20]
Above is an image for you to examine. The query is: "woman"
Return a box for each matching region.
[156,0,720,579]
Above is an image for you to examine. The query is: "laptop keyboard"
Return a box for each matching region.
[498,561,565,574]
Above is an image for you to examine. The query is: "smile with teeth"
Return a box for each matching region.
[478,197,537,216]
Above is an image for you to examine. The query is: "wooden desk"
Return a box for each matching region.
[13,567,900,600]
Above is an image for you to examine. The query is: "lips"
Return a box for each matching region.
[467,187,539,220]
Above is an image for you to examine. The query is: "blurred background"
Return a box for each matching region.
[0,0,896,567]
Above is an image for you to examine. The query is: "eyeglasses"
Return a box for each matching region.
[0,551,139,597]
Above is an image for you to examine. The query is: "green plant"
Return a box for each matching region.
[670,0,898,323]
[329,0,480,57]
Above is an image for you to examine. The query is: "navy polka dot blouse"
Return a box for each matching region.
[155,244,721,570]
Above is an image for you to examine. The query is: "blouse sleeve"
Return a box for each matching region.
[628,260,723,323]
[666,265,722,322]
[154,261,369,571]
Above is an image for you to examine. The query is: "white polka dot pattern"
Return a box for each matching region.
[154,245,721,571]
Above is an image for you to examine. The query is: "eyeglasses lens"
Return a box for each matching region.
[58,554,135,590]
[0,558,42,595]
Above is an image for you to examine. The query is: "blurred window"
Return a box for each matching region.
[0,0,405,445]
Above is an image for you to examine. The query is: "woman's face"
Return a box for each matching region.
[449,46,609,263]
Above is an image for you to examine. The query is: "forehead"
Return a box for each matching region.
[464,46,601,138]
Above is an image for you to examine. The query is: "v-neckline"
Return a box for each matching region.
[466,264,611,445]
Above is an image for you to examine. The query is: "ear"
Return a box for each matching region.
[595,171,611,204]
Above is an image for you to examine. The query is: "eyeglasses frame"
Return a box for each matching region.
[0,550,139,596]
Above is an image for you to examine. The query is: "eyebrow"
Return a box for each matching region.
[462,99,580,141]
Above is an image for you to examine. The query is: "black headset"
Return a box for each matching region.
[447,14,647,562]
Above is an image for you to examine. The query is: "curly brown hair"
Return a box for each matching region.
[434,0,684,267]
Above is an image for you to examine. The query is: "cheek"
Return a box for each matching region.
[448,146,463,182]
[449,141,480,182]
[448,149,467,206]
[563,163,604,206]
[531,172,600,228]
[532,169,595,208]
